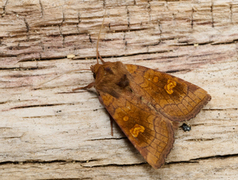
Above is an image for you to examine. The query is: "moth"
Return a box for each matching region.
[74,18,211,169]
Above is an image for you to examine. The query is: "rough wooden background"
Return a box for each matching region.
[0,0,238,179]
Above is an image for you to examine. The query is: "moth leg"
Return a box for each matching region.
[98,95,114,136]
[110,116,114,136]
[72,82,95,91]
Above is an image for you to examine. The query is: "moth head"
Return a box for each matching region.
[91,62,115,80]
[90,64,102,79]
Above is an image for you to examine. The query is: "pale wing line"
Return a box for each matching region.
[150,71,197,112]
[147,78,198,116]
[135,67,187,115]
[115,99,171,152]
[104,88,173,163]
[133,79,186,117]
[144,71,195,116]
[136,66,202,113]
[138,128,171,160]
[192,88,208,100]
[117,103,168,141]
[128,67,170,108]
[173,86,197,113]
[128,65,199,114]
[140,124,173,161]
[135,67,205,118]
[173,84,209,116]
[141,129,168,152]
[100,92,168,143]
[129,67,187,116]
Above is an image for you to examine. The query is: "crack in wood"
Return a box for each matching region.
[38,0,44,17]
[126,6,130,28]
[1,154,237,168]
[203,108,238,111]
[106,27,150,33]
[165,69,190,74]
[230,4,233,23]
[211,2,214,28]
[82,162,147,168]
[0,159,98,166]
[186,138,215,142]
[88,137,126,141]
[0,66,48,71]
[2,0,8,17]
[191,8,194,29]
[11,103,71,110]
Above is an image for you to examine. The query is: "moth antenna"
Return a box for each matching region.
[96,10,106,64]
[33,69,90,89]
[72,82,95,91]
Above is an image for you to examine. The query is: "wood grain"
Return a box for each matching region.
[0,0,238,179]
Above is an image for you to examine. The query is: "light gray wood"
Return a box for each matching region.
[0,0,238,179]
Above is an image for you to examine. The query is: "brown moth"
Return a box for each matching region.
[74,17,211,169]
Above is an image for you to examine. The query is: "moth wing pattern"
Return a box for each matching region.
[126,64,211,122]
[99,91,175,169]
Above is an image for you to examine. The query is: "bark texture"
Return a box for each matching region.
[0,0,238,179]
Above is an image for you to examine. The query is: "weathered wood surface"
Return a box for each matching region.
[0,0,238,179]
